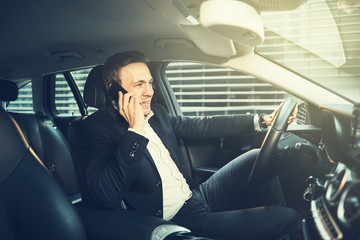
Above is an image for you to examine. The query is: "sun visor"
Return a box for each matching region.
[182,25,236,58]
[200,0,264,47]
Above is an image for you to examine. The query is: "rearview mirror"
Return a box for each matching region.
[199,0,264,47]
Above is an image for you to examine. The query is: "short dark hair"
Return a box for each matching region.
[103,50,149,89]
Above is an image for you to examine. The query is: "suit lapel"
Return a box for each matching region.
[148,116,181,168]
[148,112,194,185]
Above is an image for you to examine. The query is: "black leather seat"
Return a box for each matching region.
[0,80,87,240]
[0,78,81,202]
[9,113,80,200]
[83,65,109,109]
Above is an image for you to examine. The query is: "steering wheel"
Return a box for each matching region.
[248,98,297,186]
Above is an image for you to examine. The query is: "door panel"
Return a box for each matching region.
[186,125,321,181]
[184,132,266,181]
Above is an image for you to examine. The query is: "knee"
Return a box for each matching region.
[241,148,260,166]
[247,148,260,157]
[238,148,260,163]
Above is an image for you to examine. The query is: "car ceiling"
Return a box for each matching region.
[1,0,306,81]
[0,0,222,81]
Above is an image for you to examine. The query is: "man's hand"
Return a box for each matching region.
[118,91,145,132]
[264,102,298,126]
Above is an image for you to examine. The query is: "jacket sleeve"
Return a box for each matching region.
[75,112,149,209]
[168,112,256,139]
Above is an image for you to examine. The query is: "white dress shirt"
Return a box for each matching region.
[130,112,192,220]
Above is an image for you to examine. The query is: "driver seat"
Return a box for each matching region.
[83,64,109,109]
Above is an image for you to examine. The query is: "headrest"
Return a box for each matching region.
[83,65,109,109]
[0,80,18,101]
[0,107,29,185]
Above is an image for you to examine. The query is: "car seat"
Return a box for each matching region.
[83,64,109,109]
[0,80,87,240]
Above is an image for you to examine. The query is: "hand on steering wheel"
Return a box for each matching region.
[264,102,298,127]
[248,98,297,186]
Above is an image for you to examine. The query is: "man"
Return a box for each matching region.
[75,51,299,240]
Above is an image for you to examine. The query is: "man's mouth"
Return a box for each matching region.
[141,100,151,107]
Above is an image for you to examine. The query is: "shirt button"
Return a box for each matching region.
[129,152,135,157]
[155,210,162,216]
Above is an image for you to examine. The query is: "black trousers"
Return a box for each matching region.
[172,149,300,240]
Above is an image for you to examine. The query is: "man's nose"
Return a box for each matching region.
[144,83,153,96]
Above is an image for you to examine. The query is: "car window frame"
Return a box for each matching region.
[45,71,87,118]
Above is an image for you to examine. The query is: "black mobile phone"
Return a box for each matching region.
[108,81,128,105]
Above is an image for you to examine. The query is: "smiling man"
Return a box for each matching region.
[105,58,154,132]
[77,50,299,240]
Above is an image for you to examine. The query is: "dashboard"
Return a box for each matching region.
[304,104,360,240]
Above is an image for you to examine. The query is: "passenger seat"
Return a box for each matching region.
[10,112,80,201]
[1,81,81,202]
[0,79,87,240]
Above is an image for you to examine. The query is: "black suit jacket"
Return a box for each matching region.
[69,103,255,218]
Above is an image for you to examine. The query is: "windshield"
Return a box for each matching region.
[257,0,360,103]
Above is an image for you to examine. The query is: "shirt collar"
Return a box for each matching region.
[145,111,154,122]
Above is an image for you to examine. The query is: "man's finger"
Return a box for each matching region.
[118,91,123,109]
[118,91,127,118]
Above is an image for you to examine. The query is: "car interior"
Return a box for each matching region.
[1,0,360,239]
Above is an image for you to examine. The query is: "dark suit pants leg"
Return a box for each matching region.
[172,149,300,240]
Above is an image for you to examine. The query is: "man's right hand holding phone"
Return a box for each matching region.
[118,91,145,133]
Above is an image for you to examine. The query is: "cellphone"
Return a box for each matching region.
[108,81,128,105]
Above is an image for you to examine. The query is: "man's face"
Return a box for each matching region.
[119,62,154,116]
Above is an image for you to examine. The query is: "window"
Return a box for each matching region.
[166,62,289,117]
[54,68,97,116]
[257,0,360,102]
[7,81,33,113]
[55,74,81,116]
[70,68,98,114]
